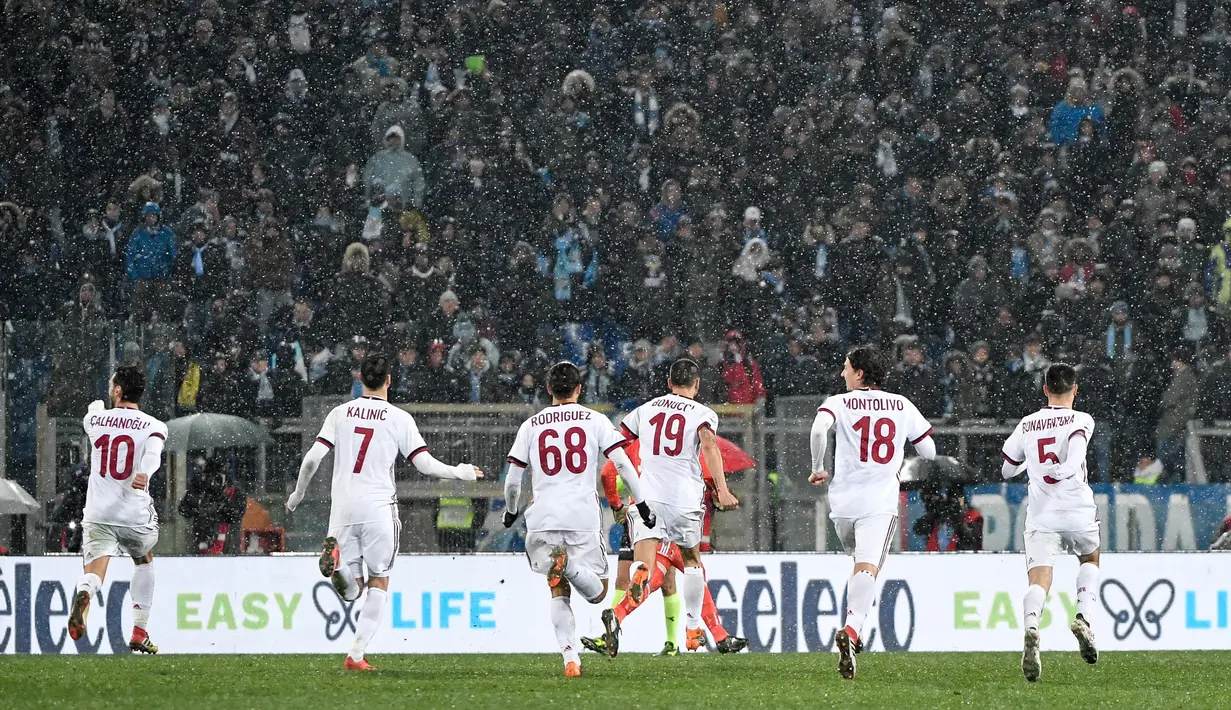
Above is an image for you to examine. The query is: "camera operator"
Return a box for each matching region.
[178,456,248,555]
[913,481,984,552]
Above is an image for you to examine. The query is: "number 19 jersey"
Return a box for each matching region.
[619,394,719,513]
[1001,406,1096,532]
[507,403,629,533]
[315,396,428,528]
[819,389,932,519]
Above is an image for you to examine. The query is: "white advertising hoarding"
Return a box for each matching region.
[1,553,1227,654]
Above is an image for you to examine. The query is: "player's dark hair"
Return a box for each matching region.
[847,345,890,387]
[546,361,582,399]
[1044,362,1077,395]
[669,358,700,388]
[360,352,392,390]
[112,364,146,403]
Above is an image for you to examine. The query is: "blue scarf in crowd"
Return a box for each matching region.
[1106,323,1131,359]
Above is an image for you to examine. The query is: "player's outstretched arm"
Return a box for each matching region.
[809,409,835,485]
[700,426,738,509]
[608,446,655,526]
[410,450,484,480]
[287,440,329,512]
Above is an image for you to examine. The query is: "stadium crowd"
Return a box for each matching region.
[3,0,1231,484]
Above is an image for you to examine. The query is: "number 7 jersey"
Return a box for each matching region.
[315,396,429,527]
[819,389,932,519]
[507,403,629,532]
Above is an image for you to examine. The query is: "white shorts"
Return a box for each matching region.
[833,513,898,568]
[525,530,609,579]
[82,522,159,565]
[1024,524,1100,571]
[330,518,401,579]
[629,502,703,549]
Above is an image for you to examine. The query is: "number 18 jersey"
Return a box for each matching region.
[1001,406,1096,532]
[819,389,932,519]
[507,403,629,533]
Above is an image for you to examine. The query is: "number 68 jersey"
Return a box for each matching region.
[819,389,932,519]
[507,403,630,533]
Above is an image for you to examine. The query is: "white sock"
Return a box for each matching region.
[1023,584,1046,631]
[681,567,705,630]
[131,562,155,630]
[844,570,876,639]
[335,564,362,602]
[76,572,102,596]
[550,596,580,665]
[564,560,604,602]
[349,588,387,662]
[1076,563,1100,623]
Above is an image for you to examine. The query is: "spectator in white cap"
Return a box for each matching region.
[743,206,767,245]
[362,124,425,207]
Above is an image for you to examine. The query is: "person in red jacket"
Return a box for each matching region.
[720,330,766,404]
[580,440,746,655]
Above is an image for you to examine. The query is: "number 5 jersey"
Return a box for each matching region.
[817,389,932,520]
[1001,406,1097,532]
[82,407,168,527]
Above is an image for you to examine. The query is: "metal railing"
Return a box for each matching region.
[21,391,1231,555]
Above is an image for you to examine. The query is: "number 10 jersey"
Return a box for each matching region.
[507,403,630,533]
[818,389,932,520]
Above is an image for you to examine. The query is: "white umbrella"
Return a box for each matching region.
[0,479,40,515]
[166,413,273,452]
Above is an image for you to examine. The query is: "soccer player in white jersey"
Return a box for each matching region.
[287,353,483,671]
[502,362,657,677]
[1000,363,1101,682]
[809,345,936,679]
[68,365,168,654]
[603,359,739,654]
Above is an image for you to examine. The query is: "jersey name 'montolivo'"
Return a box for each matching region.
[844,398,905,411]
[1022,415,1076,433]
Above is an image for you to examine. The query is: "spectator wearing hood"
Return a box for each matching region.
[243,220,295,334]
[324,242,389,345]
[462,348,497,403]
[953,255,1008,348]
[582,348,616,404]
[363,124,425,208]
[447,316,500,374]
[125,201,177,322]
[720,330,767,405]
[888,339,943,418]
[46,280,109,416]
[371,77,425,154]
[615,339,656,408]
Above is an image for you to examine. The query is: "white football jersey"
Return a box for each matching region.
[819,389,932,519]
[507,403,628,532]
[1001,406,1097,532]
[82,408,167,527]
[620,394,718,512]
[316,396,427,528]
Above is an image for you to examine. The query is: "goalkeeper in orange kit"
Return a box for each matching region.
[581,440,747,655]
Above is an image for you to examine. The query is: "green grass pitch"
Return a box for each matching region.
[4,652,1230,709]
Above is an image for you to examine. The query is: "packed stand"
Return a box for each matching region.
[3,1,1231,484]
